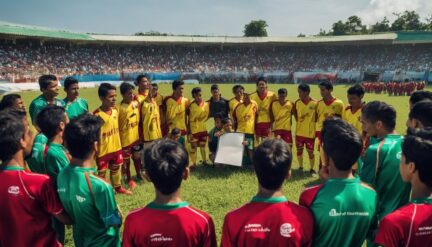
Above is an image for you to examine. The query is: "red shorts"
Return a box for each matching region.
[161,124,169,137]
[191,131,208,143]
[97,150,123,171]
[295,136,315,151]
[122,141,143,159]
[255,123,271,137]
[274,130,293,144]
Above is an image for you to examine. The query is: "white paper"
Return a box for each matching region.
[215,133,245,167]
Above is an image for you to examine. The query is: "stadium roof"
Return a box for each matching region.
[1,21,432,46]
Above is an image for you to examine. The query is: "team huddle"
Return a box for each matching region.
[1,73,432,247]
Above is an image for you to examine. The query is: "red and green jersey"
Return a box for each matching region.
[57,165,121,247]
[29,94,65,123]
[26,133,48,173]
[299,177,378,247]
[123,202,216,247]
[375,197,432,247]
[0,166,64,247]
[360,134,411,220]
[221,196,314,247]
[45,142,71,183]
[64,97,88,119]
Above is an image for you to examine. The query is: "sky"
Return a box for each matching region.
[0,0,431,36]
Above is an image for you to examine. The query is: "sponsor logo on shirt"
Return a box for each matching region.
[57,188,66,193]
[280,223,295,237]
[8,186,19,195]
[76,195,86,203]
[329,209,370,217]
[396,151,402,160]
[150,233,173,242]
[417,226,432,236]
[244,224,270,233]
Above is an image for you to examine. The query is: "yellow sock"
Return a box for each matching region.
[309,158,315,170]
[200,147,206,162]
[190,148,197,165]
[110,166,122,188]
[98,169,107,179]
[297,156,304,168]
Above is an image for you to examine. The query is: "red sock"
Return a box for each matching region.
[132,157,142,178]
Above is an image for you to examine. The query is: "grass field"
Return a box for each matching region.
[18,83,413,246]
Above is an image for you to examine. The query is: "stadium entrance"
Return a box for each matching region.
[363,72,380,82]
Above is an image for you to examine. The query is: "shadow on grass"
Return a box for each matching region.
[190,164,255,180]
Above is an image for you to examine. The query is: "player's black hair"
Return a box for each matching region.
[347,84,365,97]
[362,101,396,132]
[319,81,333,90]
[120,82,135,95]
[409,100,432,128]
[211,84,219,91]
[278,88,287,95]
[65,113,103,160]
[322,117,362,171]
[144,139,189,195]
[0,94,21,111]
[151,83,158,88]
[410,91,432,105]
[232,84,245,94]
[98,83,116,98]
[0,109,27,162]
[172,80,184,90]
[63,76,79,90]
[253,139,292,190]
[191,87,201,97]
[298,83,310,93]
[36,105,67,140]
[213,113,223,121]
[135,73,149,86]
[222,117,232,125]
[38,74,57,90]
[171,128,181,136]
[403,127,432,188]
[256,76,267,85]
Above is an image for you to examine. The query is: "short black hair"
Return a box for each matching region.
[253,139,292,190]
[278,88,287,95]
[222,117,232,125]
[63,76,79,90]
[151,83,158,88]
[172,80,184,90]
[191,87,201,97]
[38,74,57,90]
[144,139,189,195]
[347,84,365,97]
[362,101,396,131]
[135,74,149,86]
[322,117,362,171]
[409,100,432,128]
[256,76,267,85]
[120,82,135,95]
[36,105,67,139]
[403,128,432,188]
[171,128,181,136]
[213,113,223,121]
[410,91,432,105]
[298,83,310,93]
[98,83,116,98]
[65,114,103,160]
[0,110,27,162]
[0,94,21,111]
[319,81,333,90]
[211,84,219,91]
[232,84,245,94]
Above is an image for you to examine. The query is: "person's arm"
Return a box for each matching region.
[359,143,380,186]
[374,215,401,247]
[94,183,122,227]
[292,101,298,121]
[203,216,217,247]
[221,215,234,247]
[121,214,133,247]
[41,178,73,225]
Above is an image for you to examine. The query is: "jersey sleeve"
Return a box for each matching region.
[221,214,234,247]
[122,215,133,247]
[40,177,65,216]
[94,181,121,227]
[374,215,401,247]
[29,101,38,124]
[299,184,323,207]
[360,144,379,186]
[203,215,217,247]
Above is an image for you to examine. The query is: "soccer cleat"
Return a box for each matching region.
[128,180,137,190]
[115,186,133,195]
[299,166,304,171]
[310,169,318,178]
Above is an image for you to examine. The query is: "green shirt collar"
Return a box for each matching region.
[251,196,287,203]
[0,165,25,171]
[327,177,359,184]
[147,201,189,210]
[410,197,432,204]
[70,165,97,173]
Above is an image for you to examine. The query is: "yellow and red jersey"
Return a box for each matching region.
[271,100,293,131]
[118,100,140,148]
[187,100,209,135]
[141,98,162,142]
[342,105,363,134]
[233,101,258,134]
[294,98,317,138]
[163,95,189,134]
[153,93,164,108]
[93,107,122,158]
[228,98,242,117]
[250,91,277,124]
[134,90,149,104]
[316,98,344,132]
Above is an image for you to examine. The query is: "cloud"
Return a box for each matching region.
[357,0,432,25]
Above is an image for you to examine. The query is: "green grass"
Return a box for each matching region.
[17,83,414,246]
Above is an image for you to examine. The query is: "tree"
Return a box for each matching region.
[371,17,390,32]
[332,20,349,35]
[391,11,423,31]
[297,33,306,37]
[243,20,268,37]
[346,15,364,33]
